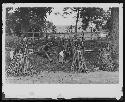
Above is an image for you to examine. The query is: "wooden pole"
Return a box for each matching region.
[44,51,52,62]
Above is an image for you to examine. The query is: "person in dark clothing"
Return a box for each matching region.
[43,44,50,52]
[82,31,85,41]
[38,42,53,62]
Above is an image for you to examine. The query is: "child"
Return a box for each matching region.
[59,50,64,64]
[10,49,14,60]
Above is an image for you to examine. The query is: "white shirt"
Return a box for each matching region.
[23,37,27,41]
[77,50,81,53]
[59,51,64,57]
[10,50,14,59]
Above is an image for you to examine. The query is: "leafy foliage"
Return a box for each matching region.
[6,7,53,36]
[62,7,111,31]
[80,7,104,30]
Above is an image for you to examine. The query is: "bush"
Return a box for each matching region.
[99,48,118,71]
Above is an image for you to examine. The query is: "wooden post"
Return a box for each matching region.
[90,27,93,40]
[44,51,52,62]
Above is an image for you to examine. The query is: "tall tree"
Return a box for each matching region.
[6,7,53,36]
[80,7,105,30]
[74,8,80,33]
[109,8,119,55]
[62,7,110,33]
[63,7,81,33]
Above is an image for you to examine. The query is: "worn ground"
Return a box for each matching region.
[5,70,119,84]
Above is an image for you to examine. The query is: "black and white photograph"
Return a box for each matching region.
[2,3,123,99]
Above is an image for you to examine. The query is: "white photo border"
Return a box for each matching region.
[2,3,123,100]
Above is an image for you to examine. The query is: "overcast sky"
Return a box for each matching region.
[46,7,109,26]
[46,7,77,26]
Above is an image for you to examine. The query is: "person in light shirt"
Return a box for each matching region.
[59,49,65,64]
[10,49,14,60]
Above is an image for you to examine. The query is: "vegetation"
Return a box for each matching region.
[62,7,111,32]
[6,7,53,36]
[5,7,119,77]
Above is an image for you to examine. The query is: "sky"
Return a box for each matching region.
[46,7,77,26]
[46,7,110,26]
[8,6,109,26]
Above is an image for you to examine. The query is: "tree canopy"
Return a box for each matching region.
[6,7,53,36]
[43,21,56,33]
[62,7,111,32]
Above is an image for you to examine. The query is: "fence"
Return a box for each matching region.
[21,31,108,41]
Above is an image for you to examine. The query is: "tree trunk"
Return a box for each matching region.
[110,8,119,55]
[71,25,73,33]
[75,8,80,33]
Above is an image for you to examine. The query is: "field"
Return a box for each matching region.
[4,35,119,84]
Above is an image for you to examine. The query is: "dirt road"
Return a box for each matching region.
[5,70,119,84]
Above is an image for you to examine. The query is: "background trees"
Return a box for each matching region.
[63,7,81,33]
[62,7,111,32]
[109,8,119,55]
[6,7,53,36]
[6,6,119,56]
[101,7,119,56]
[43,21,56,33]
[62,7,119,57]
